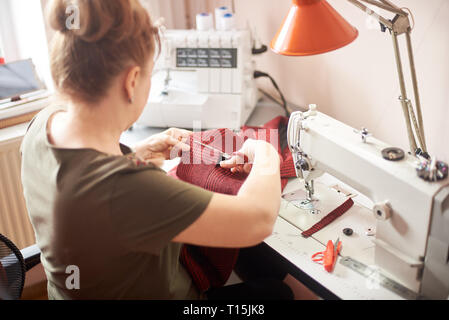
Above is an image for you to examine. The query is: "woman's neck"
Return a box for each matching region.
[50,99,128,156]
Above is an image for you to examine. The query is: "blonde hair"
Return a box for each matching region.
[48,0,160,103]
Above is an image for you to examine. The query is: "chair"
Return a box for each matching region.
[0,233,41,300]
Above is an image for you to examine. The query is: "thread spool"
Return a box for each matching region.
[221,13,236,31]
[215,6,231,30]
[196,12,213,31]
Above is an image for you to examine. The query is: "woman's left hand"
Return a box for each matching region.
[133,128,192,163]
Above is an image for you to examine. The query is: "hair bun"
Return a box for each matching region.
[48,0,72,34]
[47,0,140,43]
[49,0,158,104]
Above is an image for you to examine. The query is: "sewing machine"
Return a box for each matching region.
[284,105,449,299]
[136,28,260,130]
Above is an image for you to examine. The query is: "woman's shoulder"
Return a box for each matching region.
[52,148,168,206]
[22,104,66,149]
[59,147,165,186]
[28,104,66,131]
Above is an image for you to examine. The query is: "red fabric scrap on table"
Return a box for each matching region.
[301,198,355,238]
[168,116,296,293]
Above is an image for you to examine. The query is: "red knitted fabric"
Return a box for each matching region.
[169,116,296,292]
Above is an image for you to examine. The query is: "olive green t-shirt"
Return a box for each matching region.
[20,106,213,300]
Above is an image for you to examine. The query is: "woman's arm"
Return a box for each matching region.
[172,140,281,248]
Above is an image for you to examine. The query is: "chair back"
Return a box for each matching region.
[0,233,25,300]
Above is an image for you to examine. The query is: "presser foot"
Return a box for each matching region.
[297,198,321,215]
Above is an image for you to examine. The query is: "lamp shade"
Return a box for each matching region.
[271,0,358,56]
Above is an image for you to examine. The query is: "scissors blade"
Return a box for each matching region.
[333,238,340,256]
[193,140,232,160]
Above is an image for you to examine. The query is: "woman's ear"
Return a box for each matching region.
[124,66,141,104]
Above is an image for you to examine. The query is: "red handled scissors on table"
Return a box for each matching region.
[312,238,342,273]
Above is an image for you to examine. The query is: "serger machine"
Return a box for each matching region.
[137,25,260,130]
[287,105,449,299]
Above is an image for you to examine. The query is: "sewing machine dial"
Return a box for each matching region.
[416,159,448,182]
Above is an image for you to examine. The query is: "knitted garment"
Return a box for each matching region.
[168,116,296,292]
[172,116,295,193]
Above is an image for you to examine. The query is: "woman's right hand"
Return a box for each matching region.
[174,138,282,248]
[220,139,275,174]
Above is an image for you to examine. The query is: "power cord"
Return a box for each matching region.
[253,70,290,116]
[252,45,268,55]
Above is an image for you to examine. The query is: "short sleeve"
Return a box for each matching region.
[109,168,213,254]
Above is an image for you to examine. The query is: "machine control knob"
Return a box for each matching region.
[416,159,448,182]
[354,127,372,143]
[373,201,392,221]
[382,147,405,161]
[296,158,309,171]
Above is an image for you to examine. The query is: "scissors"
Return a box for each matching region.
[312,238,342,273]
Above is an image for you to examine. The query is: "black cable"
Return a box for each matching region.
[252,45,268,55]
[254,70,289,116]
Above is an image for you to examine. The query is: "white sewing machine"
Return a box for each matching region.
[284,105,449,299]
[136,27,260,130]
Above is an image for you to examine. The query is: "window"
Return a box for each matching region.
[0,0,52,91]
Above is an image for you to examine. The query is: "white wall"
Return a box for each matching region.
[34,0,449,161]
[233,0,449,162]
[141,0,192,29]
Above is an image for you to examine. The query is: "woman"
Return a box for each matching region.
[21,0,292,300]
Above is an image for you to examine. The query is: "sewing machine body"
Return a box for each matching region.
[287,108,449,299]
[137,29,259,129]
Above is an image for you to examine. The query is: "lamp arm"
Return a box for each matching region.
[346,0,427,154]
[405,31,427,151]
[391,31,419,153]
[347,0,393,29]
[379,0,403,12]
[360,0,406,16]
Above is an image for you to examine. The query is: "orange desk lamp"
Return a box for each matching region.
[271,0,427,156]
[271,0,358,56]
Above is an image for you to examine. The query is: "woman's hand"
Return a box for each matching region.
[220,139,280,175]
[219,139,261,174]
[133,128,192,164]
